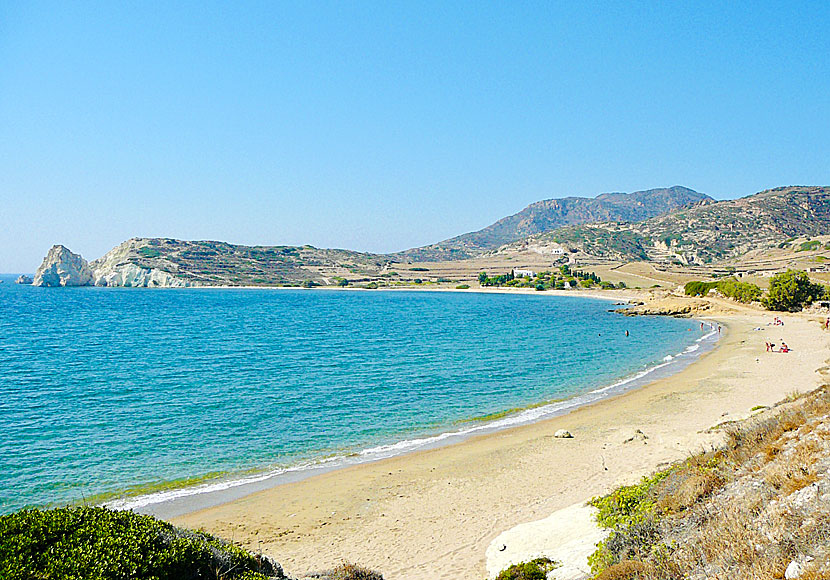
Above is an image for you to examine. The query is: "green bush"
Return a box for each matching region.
[495,558,558,580]
[455,284,470,289]
[797,240,821,252]
[763,269,828,312]
[138,247,161,259]
[0,506,281,580]
[684,279,761,303]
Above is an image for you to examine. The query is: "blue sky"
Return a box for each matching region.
[1,1,828,272]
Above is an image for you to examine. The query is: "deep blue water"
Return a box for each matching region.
[0,276,710,513]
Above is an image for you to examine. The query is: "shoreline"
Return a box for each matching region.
[115,318,718,518]
[171,304,830,579]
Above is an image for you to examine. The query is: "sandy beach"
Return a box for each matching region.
[172,299,830,579]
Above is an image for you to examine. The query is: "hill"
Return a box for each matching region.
[396,186,711,261]
[500,186,830,265]
[90,238,391,287]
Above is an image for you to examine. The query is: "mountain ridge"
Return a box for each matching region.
[502,185,830,264]
[395,186,712,261]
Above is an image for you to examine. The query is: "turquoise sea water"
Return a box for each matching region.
[0,276,713,514]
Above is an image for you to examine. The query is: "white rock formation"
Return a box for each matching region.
[486,502,608,580]
[32,245,93,287]
[93,262,192,288]
[90,239,194,288]
[15,275,33,284]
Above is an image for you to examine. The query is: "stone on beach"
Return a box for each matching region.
[554,429,573,439]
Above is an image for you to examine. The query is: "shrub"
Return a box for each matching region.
[684,278,761,303]
[797,240,821,252]
[594,560,650,580]
[455,284,470,289]
[0,506,281,580]
[763,269,828,312]
[495,558,558,580]
[316,563,383,580]
[138,247,161,259]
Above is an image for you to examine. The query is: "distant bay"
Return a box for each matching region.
[0,277,714,513]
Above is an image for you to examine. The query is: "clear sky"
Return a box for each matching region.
[1,1,828,272]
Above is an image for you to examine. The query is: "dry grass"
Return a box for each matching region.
[307,563,384,580]
[594,560,650,580]
[590,384,830,580]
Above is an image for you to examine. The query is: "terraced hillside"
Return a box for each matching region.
[501,186,830,265]
[396,186,711,261]
[91,238,391,286]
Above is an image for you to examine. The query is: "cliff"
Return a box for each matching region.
[32,245,93,287]
[91,239,196,287]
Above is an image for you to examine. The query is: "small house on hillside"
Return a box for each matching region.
[513,269,536,278]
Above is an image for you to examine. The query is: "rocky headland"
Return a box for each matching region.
[32,245,93,287]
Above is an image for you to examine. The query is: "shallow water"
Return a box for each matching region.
[0,277,710,513]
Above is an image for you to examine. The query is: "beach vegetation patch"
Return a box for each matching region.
[495,557,558,580]
[763,269,829,312]
[455,284,470,289]
[684,278,761,303]
[0,506,284,580]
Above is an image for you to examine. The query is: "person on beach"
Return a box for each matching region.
[718,325,721,334]
[780,341,790,353]
[765,341,771,352]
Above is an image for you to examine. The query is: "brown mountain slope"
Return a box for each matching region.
[395,186,711,261]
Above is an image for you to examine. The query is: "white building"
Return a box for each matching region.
[513,269,536,278]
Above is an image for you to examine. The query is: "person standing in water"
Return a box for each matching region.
[625,330,629,337]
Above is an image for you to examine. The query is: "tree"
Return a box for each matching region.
[763,269,827,312]
[479,272,488,285]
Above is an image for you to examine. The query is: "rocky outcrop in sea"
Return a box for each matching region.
[32,245,94,287]
[30,243,195,288]
[15,275,33,285]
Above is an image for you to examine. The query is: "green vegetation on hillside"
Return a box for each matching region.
[0,507,283,580]
[797,240,822,252]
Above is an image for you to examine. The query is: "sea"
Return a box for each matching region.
[0,275,718,515]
